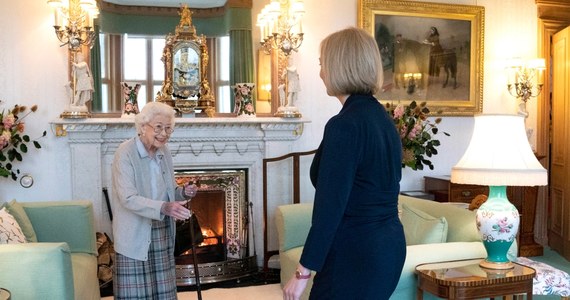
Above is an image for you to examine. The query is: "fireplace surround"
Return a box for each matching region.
[52,117,308,278]
[174,169,257,285]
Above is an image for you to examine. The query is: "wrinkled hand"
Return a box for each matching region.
[184,183,198,198]
[161,200,191,221]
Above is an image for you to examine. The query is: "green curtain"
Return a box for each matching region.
[229,29,255,110]
[90,24,102,112]
[99,7,250,37]
[226,7,254,110]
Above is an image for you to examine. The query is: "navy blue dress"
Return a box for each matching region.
[300,94,406,300]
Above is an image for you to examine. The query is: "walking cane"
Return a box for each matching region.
[188,209,202,300]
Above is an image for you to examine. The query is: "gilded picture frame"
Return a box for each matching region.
[358,0,485,116]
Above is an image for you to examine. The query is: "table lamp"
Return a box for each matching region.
[451,114,547,269]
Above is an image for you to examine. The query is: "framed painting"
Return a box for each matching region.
[358,0,485,116]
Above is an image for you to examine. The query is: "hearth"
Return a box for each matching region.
[173,169,257,285]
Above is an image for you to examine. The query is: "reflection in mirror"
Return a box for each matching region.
[91,1,254,116]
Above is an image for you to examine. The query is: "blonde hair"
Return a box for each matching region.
[320,27,383,96]
[134,102,176,135]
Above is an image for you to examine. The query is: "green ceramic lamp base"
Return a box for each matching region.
[476,186,520,270]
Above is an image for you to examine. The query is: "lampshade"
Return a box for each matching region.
[451,114,547,270]
[451,114,547,187]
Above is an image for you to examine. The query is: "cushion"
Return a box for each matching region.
[399,195,480,243]
[0,207,27,244]
[400,203,448,245]
[5,200,38,242]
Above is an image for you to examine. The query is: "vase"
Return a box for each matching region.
[476,185,520,269]
[233,83,255,117]
[120,82,141,118]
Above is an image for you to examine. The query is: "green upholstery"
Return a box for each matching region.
[0,243,74,299]
[275,195,498,300]
[0,200,100,300]
[399,195,481,243]
[275,203,313,252]
[22,200,98,255]
[400,203,448,245]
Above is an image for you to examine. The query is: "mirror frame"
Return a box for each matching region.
[155,6,215,116]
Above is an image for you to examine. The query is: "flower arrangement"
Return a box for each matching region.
[385,101,449,170]
[0,101,46,180]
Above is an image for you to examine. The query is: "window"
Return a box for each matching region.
[98,34,229,114]
[216,36,231,113]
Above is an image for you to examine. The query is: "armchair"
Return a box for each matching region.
[0,200,100,300]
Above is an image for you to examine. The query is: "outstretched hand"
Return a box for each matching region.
[161,200,191,221]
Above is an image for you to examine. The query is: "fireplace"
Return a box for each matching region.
[51,117,308,277]
[173,169,257,285]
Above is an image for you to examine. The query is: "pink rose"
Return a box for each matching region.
[0,130,10,150]
[245,103,254,112]
[3,113,15,129]
[393,105,404,119]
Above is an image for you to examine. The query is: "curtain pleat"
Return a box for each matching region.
[90,24,103,112]
[230,29,254,110]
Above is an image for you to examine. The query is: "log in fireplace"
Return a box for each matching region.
[173,169,257,285]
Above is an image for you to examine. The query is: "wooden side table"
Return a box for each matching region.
[415,258,535,299]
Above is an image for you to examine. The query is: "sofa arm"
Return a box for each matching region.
[21,200,97,255]
[275,203,313,252]
[0,243,75,300]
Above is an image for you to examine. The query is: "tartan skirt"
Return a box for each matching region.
[113,219,178,300]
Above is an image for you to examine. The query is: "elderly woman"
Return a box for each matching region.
[111,101,196,299]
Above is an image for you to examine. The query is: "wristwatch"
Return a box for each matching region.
[295,270,311,280]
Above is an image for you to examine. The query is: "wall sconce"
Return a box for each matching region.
[47,0,99,52]
[506,58,545,117]
[256,0,305,57]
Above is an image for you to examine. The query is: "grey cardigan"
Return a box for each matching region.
[111,137,186,260]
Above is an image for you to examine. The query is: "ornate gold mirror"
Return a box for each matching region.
[156,5,215,116]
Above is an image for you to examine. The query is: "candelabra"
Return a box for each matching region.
[257,0,305,56]
[48,0,99,52]
[506,58,546,117]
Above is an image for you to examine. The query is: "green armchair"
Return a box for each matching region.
[0,200,100,300]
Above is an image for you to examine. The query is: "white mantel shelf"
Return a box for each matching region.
[52,117,310,267]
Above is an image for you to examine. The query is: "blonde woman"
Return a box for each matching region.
[283,27,405,300]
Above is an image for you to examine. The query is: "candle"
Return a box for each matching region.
[54,10,61,27]
[538,68,544,85]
